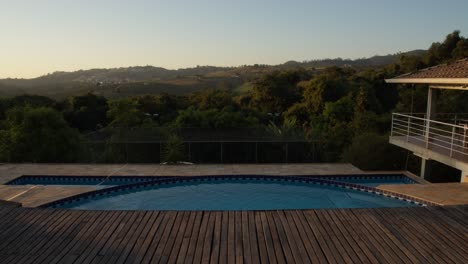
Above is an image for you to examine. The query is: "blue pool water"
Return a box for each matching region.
[56,178,418,210]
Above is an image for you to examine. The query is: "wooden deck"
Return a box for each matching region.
[0,206,466,263]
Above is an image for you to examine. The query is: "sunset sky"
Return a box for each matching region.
[1,0,467,78]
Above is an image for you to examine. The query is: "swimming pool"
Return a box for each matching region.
[46,176,422,210]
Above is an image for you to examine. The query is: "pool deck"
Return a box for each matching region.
[0,204,466,263]
[0,163,467,263]
[0,163,467,207]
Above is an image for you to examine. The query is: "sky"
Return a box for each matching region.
[1,0,467,78]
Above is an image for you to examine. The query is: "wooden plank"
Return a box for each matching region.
[424,207,468,240]
[201,211,216,264]
[254,211,269,264]
[174,211,197,264]
[300,210,339,263]
[101,211,147,264]
[268,211,295,264]
[160,211,190,264]
[386,207,461,263]
[0,208,32,238]
[59,210,110,264]
[275,210,311,264]
[63,211,110,262]
[374,208,445,263]
[264,211,286,264]
[13,210,77,264]
[5,209,69,262]
[240,211,251,264]
[407,207,467,245]
[346,208,401,262]
[227,211,236,264]
[125,211,164,264]
[149,211,183,264]
[71,211,124,264]
[345,209,401,263]
[47,210,96,264]
[183,211,204,264]
[1,209,61,255]
[312,210,354,263]
[218,211,229,264]
[96,212,136,256]
[359,208,422,263]
[143,211,178,264]
[318,210,362,263]
[259,211,278,264]
[326,209,379,264]
[247,211,260,264]
[234,211,244,264]
[209,211,222,264]
[138,211,174,263]
[20,210,86,264]
[36,210,94,263]
[332,209,382,263]
[192,211,211,264]
[391,207,467,263]
[352,209,410,263]
[0,209,46,251]
[165,211,191,264]
[369,208,432,263]
[0,206,22,227]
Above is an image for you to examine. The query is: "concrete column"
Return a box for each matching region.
[420,158,432,180]
[425,88,437,148]
[461,170,468,183]
[426,88,437,120]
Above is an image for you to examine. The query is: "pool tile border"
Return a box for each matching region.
[5,175,174,185]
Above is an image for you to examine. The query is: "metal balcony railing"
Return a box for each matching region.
[391,113,468,161]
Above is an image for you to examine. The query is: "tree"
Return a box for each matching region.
[0,107,83,162]
[303,67,351,113]
[107,98,144,127]
[425,30,464,65]
[452,38,468,59]
[64,93,109,131]
[283,102,310,127]
[190,89,235,111]
[251,70,305,113]
[173,107,258,128]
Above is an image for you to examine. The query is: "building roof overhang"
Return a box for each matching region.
[384,58,468,88]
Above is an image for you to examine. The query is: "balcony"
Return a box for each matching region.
[390,113,468,164]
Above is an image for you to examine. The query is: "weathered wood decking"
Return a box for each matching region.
[0,206,466,264]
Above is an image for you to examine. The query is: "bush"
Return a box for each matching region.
[162,135,186,164]
[342,132,406,170]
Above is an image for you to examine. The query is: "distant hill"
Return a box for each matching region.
[280,49,426,68]
[0,49,425,99]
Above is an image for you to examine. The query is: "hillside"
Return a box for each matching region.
[0,50,424,99]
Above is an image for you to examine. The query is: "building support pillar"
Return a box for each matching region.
[420,158,432,180]
[461,169,468,183]
[425,88,437,147]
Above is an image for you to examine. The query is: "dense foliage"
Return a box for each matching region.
[0,31,467,179]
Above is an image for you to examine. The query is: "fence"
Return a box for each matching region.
[84,127,324,164]
[391,113,468,161]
